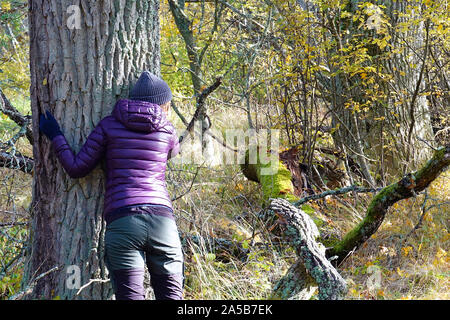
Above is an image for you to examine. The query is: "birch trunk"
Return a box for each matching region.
[23,0,160,300]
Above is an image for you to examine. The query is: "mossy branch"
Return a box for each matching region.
[269,199,347,300]
[327,145,450,265]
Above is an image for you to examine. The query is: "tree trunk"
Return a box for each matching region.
[23,0,160,300]
[240,148,298,203]
[325,0,434,181]
[168,0,203,95]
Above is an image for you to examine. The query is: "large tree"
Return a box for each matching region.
[23,0,161,299]
[271,0,437,187]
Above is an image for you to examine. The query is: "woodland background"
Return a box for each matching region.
[0,0,449,299]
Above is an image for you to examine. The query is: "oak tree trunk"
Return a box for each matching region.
[23,0,160,299]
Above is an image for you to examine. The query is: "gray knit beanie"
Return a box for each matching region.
[129,71,172,105]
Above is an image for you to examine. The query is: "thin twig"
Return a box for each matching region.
[0,88,33,145]
[0,221,28,227]
[75,279,110,296]
[9,266,61,300]
[292,184,383,207]
[171,165,202,201]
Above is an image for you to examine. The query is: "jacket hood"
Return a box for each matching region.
[112,99,168,133]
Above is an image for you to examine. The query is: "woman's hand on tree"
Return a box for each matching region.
[39,110,63,140]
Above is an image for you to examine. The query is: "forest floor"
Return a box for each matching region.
[169,163,449,300]
[0,101,449,300]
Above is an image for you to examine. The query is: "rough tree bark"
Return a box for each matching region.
[23,0,160,299]
[269,199,347,300]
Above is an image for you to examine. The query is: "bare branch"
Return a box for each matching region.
[75,279,110,297]
[179,77,222,144]
[0,88,33,145]
[171,165,201,201]
[0,151,34,174]
[292,184,383,207]
[8,266,61,300]
[328,145,450,265]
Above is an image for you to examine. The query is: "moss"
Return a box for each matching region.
[258,160,299,202]
[242,148,328,230]
[414,146,449,188]
[241,148,299,202]
[329,146,450,262]
[317,234,341,249]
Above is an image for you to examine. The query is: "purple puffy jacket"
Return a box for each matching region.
[51,99,180,220]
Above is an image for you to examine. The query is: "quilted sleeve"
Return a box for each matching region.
[167,127,180,160]
[52,120,107,178]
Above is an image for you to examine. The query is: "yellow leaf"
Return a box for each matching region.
[43,77,48,86]
[350,288,359,296]
[433,258,440,266]
[402,246,412,257]
[443,233,450,242]
[396,267,406,277]
[436,247,447,258]
[1,1,11,11]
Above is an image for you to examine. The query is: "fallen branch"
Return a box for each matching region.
[327,145,450,266]
[0,151,34,174]
[269,199,347,300]
[180,232,249,260]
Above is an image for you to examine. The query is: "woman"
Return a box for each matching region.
[39,71,183,300]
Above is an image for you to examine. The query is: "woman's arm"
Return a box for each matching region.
[40,111,106,178]
[167,130,180,160]
[51,123,106,178]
